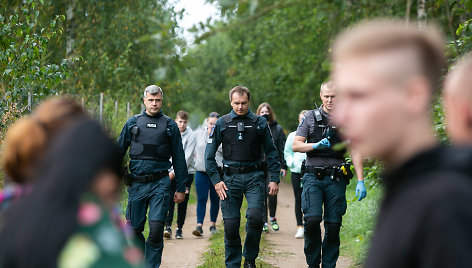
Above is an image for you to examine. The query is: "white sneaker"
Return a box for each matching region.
[295,227,304,239]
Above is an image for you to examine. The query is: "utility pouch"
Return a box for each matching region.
[340,162,353,184]
[301,160,306,177]
[123,166,132,186]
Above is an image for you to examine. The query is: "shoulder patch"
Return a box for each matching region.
[209,125,216,137]
[298,116,306,128]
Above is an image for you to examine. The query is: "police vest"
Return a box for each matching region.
[129,114,172,161]
[306,108,345,159]
[221,114,263,162]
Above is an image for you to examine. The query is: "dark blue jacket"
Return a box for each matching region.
[205,109,280,185]
[116,110,187,193]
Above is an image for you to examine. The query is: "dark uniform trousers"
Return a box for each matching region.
[302,173,347,268]
[126,176,171,268]
[221,170,266,268]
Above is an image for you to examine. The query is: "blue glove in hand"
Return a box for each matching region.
[355,181,367,201]
[312,138,330,150]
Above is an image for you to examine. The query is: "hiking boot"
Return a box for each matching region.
[192,225,203,236]
[209,225,217,235]
[295,227,304,239]
[175,228,183,239]
[270,219,279,231]
[243,259,256,268]
[262,223,269,233]
[163,226,172,239]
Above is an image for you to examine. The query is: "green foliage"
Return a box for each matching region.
[0,0,71,138]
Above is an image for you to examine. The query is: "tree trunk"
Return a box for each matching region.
[66,1,75,57]
[417,0,427,29]
[406,0,412,23]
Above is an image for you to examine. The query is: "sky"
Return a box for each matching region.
[172,0,220,44]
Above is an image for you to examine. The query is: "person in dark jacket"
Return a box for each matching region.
[332,19,472,268]
[256,102,287,232]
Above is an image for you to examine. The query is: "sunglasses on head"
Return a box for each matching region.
[209,112,219,118]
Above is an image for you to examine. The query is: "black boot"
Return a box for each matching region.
[243,259,256,268]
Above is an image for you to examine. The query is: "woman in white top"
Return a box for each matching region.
[284,110,308,238]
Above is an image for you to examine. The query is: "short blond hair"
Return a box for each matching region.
[320,81,334,93]
[332,20,446,92]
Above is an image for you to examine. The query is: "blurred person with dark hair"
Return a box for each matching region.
[332,20,472,267]
[116,85,187,267]
[164,110,196,239]
[283,110,308,239]
[256,102,287,232]
[192,112,222,236]
[0,97,84,212]
[0,117,142,267]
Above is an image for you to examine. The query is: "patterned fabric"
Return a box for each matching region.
[58,194,143,268]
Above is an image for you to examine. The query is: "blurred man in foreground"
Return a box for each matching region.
[332,20,472,267]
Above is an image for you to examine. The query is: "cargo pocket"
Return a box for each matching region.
[335,195,347,216]
[301,190,310,213]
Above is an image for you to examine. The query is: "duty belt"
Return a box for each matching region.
[131,170,168,183]
[305,165,340,180]
[223,162,267,175]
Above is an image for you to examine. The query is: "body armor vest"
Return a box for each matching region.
[221,114,263,162]
[129,114,172,161]
[307,108,346,159]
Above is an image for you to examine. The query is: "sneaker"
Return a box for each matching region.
[175,228,183,239]
[262,223,269,233]
[209,225,217,235]
[163,226,172,239]
[270,219,279,231]
[295,227,304,239]
[192,225,203,236]
[243,259,256,268]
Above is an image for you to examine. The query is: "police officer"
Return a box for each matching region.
[205,86,280,268]
[292,81,365,268]
[116,85,187,268]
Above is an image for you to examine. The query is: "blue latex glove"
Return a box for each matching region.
[355,181,367,201]
[312,138,330,150]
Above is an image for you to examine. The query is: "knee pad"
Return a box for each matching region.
[304,216,322,236]
[147,220,164,247]
[223,218,240,241]
[246,208,264,231]
[324,222,341,244]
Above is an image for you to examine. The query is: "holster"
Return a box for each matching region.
[123,167,132,186]
[340,162,354,184]
[300,160,306,178]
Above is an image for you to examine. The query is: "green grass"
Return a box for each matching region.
[197,199,275,268]
[340,180,382,266]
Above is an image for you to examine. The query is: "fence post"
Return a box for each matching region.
[81,98,85,108]
[114,100,118,118]
[127,102,130,118]
[99,92,104,124]
[27,91,32,112]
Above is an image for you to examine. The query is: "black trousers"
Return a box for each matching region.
[165,174,194,228]
[291,172,303,226]
[264,171,277,223]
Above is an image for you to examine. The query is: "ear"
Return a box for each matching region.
[404,76,431,116]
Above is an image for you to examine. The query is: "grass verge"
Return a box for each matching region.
[197,199,275,268]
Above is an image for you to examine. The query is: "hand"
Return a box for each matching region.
[280,169,287,178]
[268,182,279,196]
[174,192,185,203]
[169,172,175,181]
[312,138,330,150]
[214,181,228,200]
[185,187,189,194]
[355,181,367,201]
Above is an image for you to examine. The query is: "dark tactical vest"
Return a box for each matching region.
[221,114,263,162]
[306,108,345,159]
[129,114,172,161]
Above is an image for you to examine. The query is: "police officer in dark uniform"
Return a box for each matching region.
[205,86,280,268]
[293,81,365,268]
[116,85,187,268]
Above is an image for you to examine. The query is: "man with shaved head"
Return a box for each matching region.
[332,20,472,267]
[444,55,472,143]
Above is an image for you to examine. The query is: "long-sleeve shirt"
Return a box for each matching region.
[194,127,223,172]
[205,109,280,185]
[284,131,306,173]
[269,121,287,170]
[170,127,196,174]
[116,110,188,193]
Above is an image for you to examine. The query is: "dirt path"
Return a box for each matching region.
[261,181,353,268]
[161,201,222,267]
